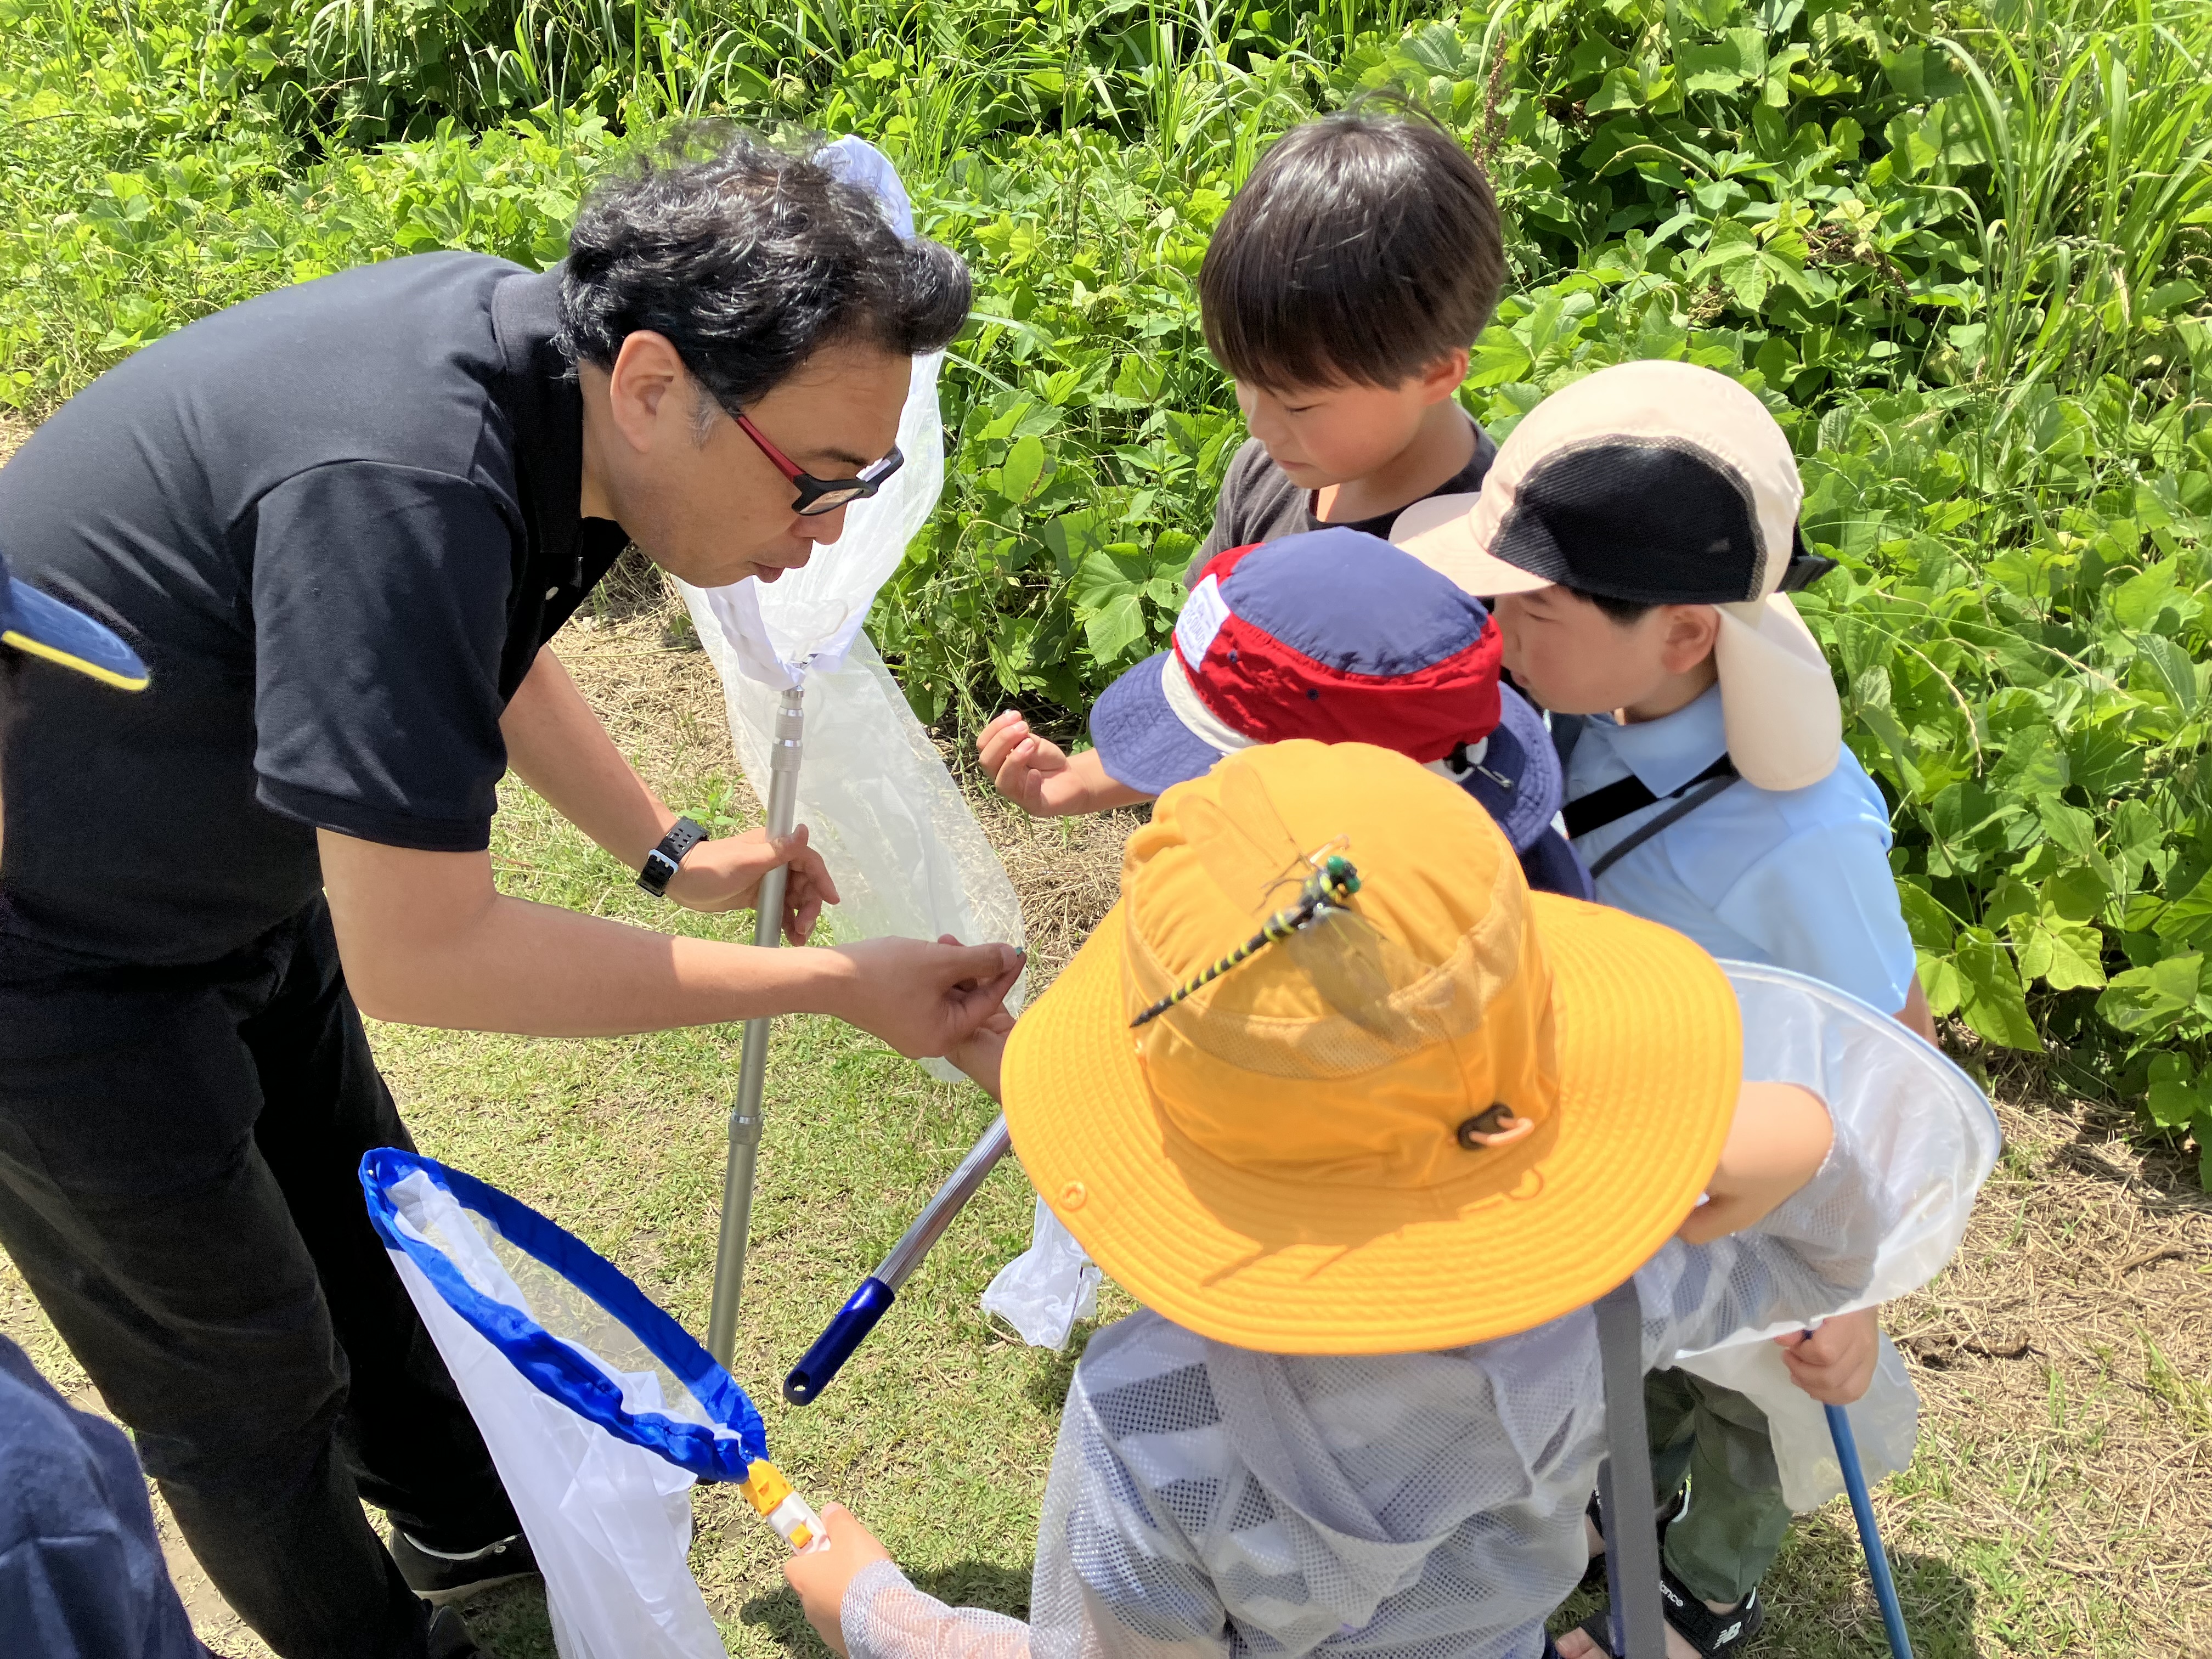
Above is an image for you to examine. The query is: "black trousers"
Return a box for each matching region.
[0,899,519,1659]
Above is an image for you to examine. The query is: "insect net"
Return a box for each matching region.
[361,1149,764,1659]
[837,962,2000,1659]
[675,136,1027,1082]
[1669,962,2001,1510]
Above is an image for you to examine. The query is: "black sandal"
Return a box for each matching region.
[1577,1486,1688,1593]
[1576,1567,1764,1657]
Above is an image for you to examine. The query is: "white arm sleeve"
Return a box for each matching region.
[842,1343,1231,1659]
[845,1559,1034,1659]
[1633,1113,1891,1369]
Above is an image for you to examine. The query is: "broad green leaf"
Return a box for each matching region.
[998,434,1046,504]
[1917,950,1962,1018]
[2111,560,2181,631]
[2136,633,2199,717]
[1895,880,1955,951]
[2146,1053,2203,1129]
[2035,797,2098,860]
[2069,721,2146,798]
[2096,951,2203,1034]
[2154,868,2212,947]
[1678,39,1752,95]
[2042,865,2109,923]
[1953,928,2041,1051]
[1989,726,2068,796]
[2008,913,2106,991]
[1080,593,1147,664]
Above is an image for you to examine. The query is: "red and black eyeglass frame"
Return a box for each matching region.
[733,410,904,517]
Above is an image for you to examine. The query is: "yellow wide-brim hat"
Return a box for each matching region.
[1001,740,1742,1355]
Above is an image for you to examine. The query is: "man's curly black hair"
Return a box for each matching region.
[557,125,970,414]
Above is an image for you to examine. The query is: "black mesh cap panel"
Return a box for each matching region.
[1488,438,1766,603]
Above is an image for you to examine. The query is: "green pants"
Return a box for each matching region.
[1644,1367,1792,1606]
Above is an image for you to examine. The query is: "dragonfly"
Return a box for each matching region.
[1128,763,1427,1040]
[1128,846,1362,1028]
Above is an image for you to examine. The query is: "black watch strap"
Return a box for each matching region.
[637,816,708,898]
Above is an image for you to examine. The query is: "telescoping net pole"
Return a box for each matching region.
[708,684,805,1366]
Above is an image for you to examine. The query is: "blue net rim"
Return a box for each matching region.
[360,1147,766,1481]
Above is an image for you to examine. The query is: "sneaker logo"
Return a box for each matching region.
[1717,1620,1742,1644]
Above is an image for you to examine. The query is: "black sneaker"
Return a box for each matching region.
[425,1605,486,1659]
[389,1527,540,1605]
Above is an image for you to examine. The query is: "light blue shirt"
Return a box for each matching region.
[1565,685,1917,1014]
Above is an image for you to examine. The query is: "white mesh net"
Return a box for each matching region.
[841,963,1996,1659]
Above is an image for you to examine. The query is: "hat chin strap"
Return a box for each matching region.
[1160,650,1261,755]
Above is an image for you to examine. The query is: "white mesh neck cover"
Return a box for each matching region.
[840,966,1995,1659]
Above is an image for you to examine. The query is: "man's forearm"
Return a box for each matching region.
[328,844,846,1035]
[501,646,674,869]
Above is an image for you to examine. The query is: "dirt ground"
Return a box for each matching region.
[0,520,2207,1654]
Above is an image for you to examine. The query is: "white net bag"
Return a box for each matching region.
[1675,961,2002,1510]
[674,136,1027,1077]
[361,1149,787,1659]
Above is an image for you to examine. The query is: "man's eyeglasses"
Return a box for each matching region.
[733,411,903,517]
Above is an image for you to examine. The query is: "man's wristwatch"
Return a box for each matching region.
[637,817,708,898]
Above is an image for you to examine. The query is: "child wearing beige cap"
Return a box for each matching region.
[1394,359,1933,1656]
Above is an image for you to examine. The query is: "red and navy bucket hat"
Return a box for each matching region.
[1090,527,1566,859]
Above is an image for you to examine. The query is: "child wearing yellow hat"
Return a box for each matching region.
[783,742,1986,1659]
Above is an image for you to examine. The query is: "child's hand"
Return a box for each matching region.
[1675,1081,1833,1245]
[940,938,1015,1100]
[978,710,1074,816]
[782,1502,891,1658]
[1775,1305,1880,1404]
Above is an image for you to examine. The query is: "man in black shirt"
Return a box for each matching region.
[0,132,1019,1659]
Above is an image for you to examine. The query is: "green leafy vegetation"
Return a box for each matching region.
[2,0,2209,1177]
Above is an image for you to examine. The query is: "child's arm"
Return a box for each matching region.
[786,1505,1032,1659]
[976,710,1152,818]
[1637,1078,1890,1367]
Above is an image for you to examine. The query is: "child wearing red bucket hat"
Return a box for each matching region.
[978,525,1592,899]
[783,742,1991,1659]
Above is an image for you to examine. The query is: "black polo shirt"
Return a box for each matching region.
[0,253,629,966]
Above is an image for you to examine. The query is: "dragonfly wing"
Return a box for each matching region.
[1172,790,1308,919]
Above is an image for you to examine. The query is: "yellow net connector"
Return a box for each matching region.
[740,1458,826,1553]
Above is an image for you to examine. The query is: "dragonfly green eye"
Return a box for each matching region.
[1323,854,1361,894]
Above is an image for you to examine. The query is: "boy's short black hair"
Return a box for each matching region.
[1562,585,1657,625]
[1199,100,1504,392]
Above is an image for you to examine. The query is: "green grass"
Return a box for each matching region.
[4,0,2212,1166]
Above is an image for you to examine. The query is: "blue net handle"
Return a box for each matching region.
[360,1147,768,1482]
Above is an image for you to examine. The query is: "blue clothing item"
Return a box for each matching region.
[1564,685,1917,1014]
[0,1333,206,1659]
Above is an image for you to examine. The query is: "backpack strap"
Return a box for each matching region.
[1567,757,1741,883]
[1595,1280,1668,1659]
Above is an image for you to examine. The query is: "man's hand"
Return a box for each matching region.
[822,936,1025,1059]
[782,1503,891,1658]
[1676,1081,1834,1245]
[1776,1305,1881,1404]
[664,824,838,941]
